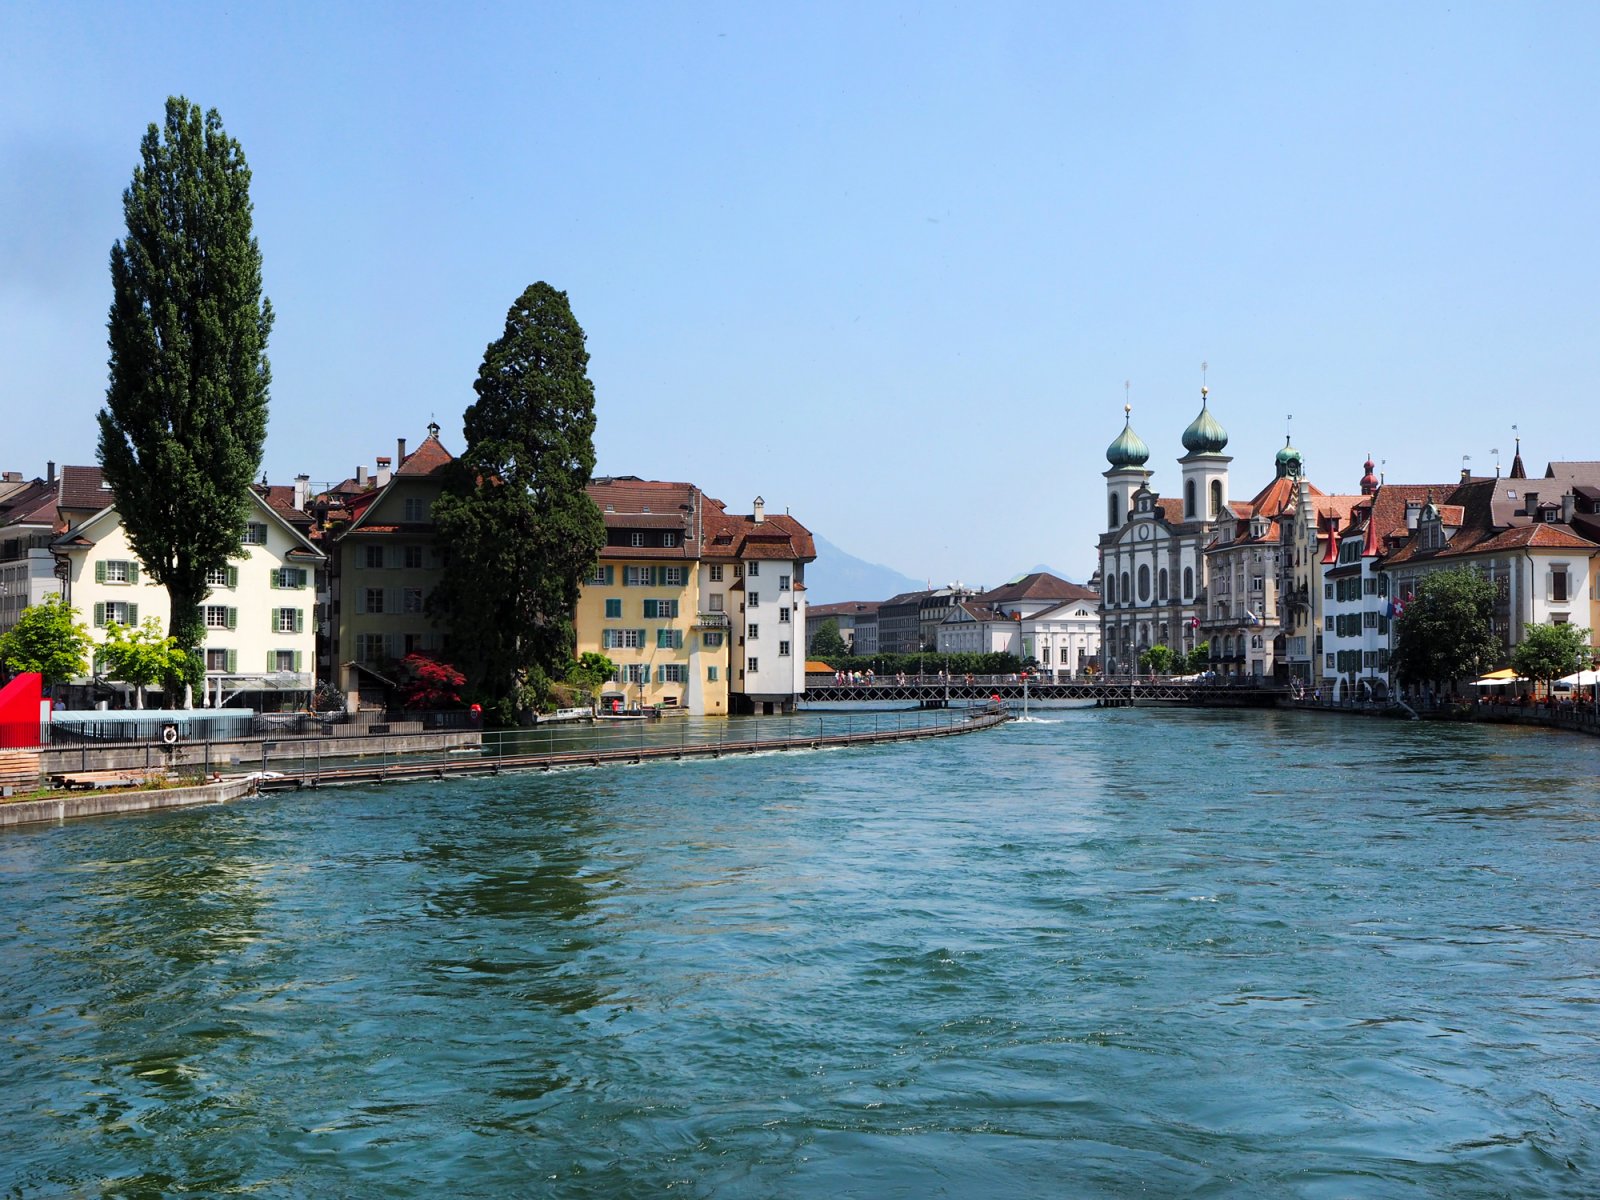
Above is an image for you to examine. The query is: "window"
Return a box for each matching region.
[1157,570,1168,601]
[779,640,791,657]
[1107,575,1116,604]
[1120,573,1130,606]
[1109,494,1121,527]
[1325,616,1334,631]
[356,633,386,663]
[709,564,723,582]
[662,532,677,547]
[1363,578,1376,595]
[625,664,650,684]
[779,606,790,623]
[733,564,743,579]
[1184,568,1193,599]
[663,566,686,586]
[605,598,622,619]
[703,631,724,648]
[206,648,229,672]
[659,663,686,683]
[100,560,134,584]
[403,588,424,614]
[748,591,760,607]
[243,523,268,546]
[1210,480,1223,520]
[205,605,229,629]
[707,666,719,682]
[709,593,724,612]
[643,598,680,619]
[275,608,302,634]
[403,497,429,522]
[630,532,645,547]
[1185,480,1197,519]
[747,562,759,577]
[590,564,611,585]
[1138,565,1150,602]
[603,628,645,649]
[748,657,759,673]
[273,567,308,589]
[1553,613,1571,624]
[405,545,424,569]
[779,574,790,591]
[365,588,385,613]
[1551,567,1569,603]
[274,650,298,672]
[205,566,233,588]
[366,545,385,569]
[747,623,759,640]
[625,565,651,586]
[1363,611,1378,628]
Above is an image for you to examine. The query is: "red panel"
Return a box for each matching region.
[0,672,42,748]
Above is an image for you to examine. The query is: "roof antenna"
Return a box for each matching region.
[1492,447,1500,478]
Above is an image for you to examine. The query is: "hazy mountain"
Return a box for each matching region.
[1022,563,1076,582]
[806,535,924,605]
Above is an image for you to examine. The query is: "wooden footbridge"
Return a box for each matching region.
[801,675,1285,708]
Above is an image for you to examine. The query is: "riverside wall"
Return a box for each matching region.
[0,776,257,830]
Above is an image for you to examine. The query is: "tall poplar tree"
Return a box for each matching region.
[430,283,606,719]
[99,97,272,702]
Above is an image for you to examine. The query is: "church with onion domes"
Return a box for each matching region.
[1097,387,1235,676]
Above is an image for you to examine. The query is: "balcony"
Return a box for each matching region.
[694,611,731,630]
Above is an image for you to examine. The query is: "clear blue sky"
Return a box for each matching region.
[4,2,1597,587]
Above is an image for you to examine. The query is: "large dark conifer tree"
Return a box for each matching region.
[430,283,606,718]
[99,97,272,701]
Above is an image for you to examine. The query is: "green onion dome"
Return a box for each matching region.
[1106,406,1150,468]
[1276,436,1303,478]
[1181,387,1229,454]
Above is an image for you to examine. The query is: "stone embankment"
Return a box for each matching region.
[0,776,257,830]
[1282,697,1600,738]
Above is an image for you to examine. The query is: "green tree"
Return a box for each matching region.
[98,97,272,705]
[1391,568,1499,688]
[0,594,92,689]
[1139,644,1176,674]
[430,283,606,721]
[810,618,849,659]
[99,618,188,709]
[1186,641,1211,673]
[1512,622,1592,695]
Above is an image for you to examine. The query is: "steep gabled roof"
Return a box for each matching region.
[395,432,454,478]
[57,465,109,512]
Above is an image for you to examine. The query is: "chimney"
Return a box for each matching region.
[1405,500,1422,530]
[46,461,56,484]
[375,456,393,487]
[357,464,368,487]
[753,496,765,524]
[397,437,407,465]
[1460,465,1472,482]
[294,474,310,510]
[1523,490,1538,517]
[1562,493,1576,524]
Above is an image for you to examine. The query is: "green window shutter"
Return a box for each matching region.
[226,607,238,631]
[675,630,683,650]
[128,562,139,584]
[270,568,280,589]
[94,601,105,627]
[294,651,303,673]
[128,603,138,624]
[227,565,239,588]
[95,561,106,583]
[270,608,278,633]
[651,566,660,587]
[268,651,276,672]
[226,650,237,673]
[605,565,614,585]
[622,568,631,587]
[295,609,305,634]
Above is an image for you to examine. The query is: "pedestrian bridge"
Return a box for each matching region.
[801,675,1285,708]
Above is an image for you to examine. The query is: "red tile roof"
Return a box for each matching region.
[977,571,1097,605]
[57,465,109,512]
[396,433,453,478]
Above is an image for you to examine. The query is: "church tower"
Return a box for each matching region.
[1178,385,1231,523]
[1104,404,1150,530]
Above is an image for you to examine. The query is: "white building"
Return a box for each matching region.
[52,488,324,708]
[939,572,1101,674]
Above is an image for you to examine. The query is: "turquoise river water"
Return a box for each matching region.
[2,707,1599,1198]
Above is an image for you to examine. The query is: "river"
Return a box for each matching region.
[3,707,1598,1198]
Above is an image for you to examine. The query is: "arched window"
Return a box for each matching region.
[1109,493,1121,528]
[1185,480,1196,519]
[1157,569,1168,601]
[1138,565,1151,602]
[1121,572,1131,606]
[1210,480,1223,520]
[1183,567,1194,598]
[1106,573,1116,604]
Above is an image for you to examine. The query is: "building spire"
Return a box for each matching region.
[1509,427,1527,479]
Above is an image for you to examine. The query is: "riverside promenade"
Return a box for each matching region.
[1282,694,1600,738]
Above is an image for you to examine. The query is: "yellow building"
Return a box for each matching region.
[577,478,724,713]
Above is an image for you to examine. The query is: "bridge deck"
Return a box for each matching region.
[801,680,1283,705]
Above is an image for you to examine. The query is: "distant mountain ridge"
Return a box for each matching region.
[805,535,924,606]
